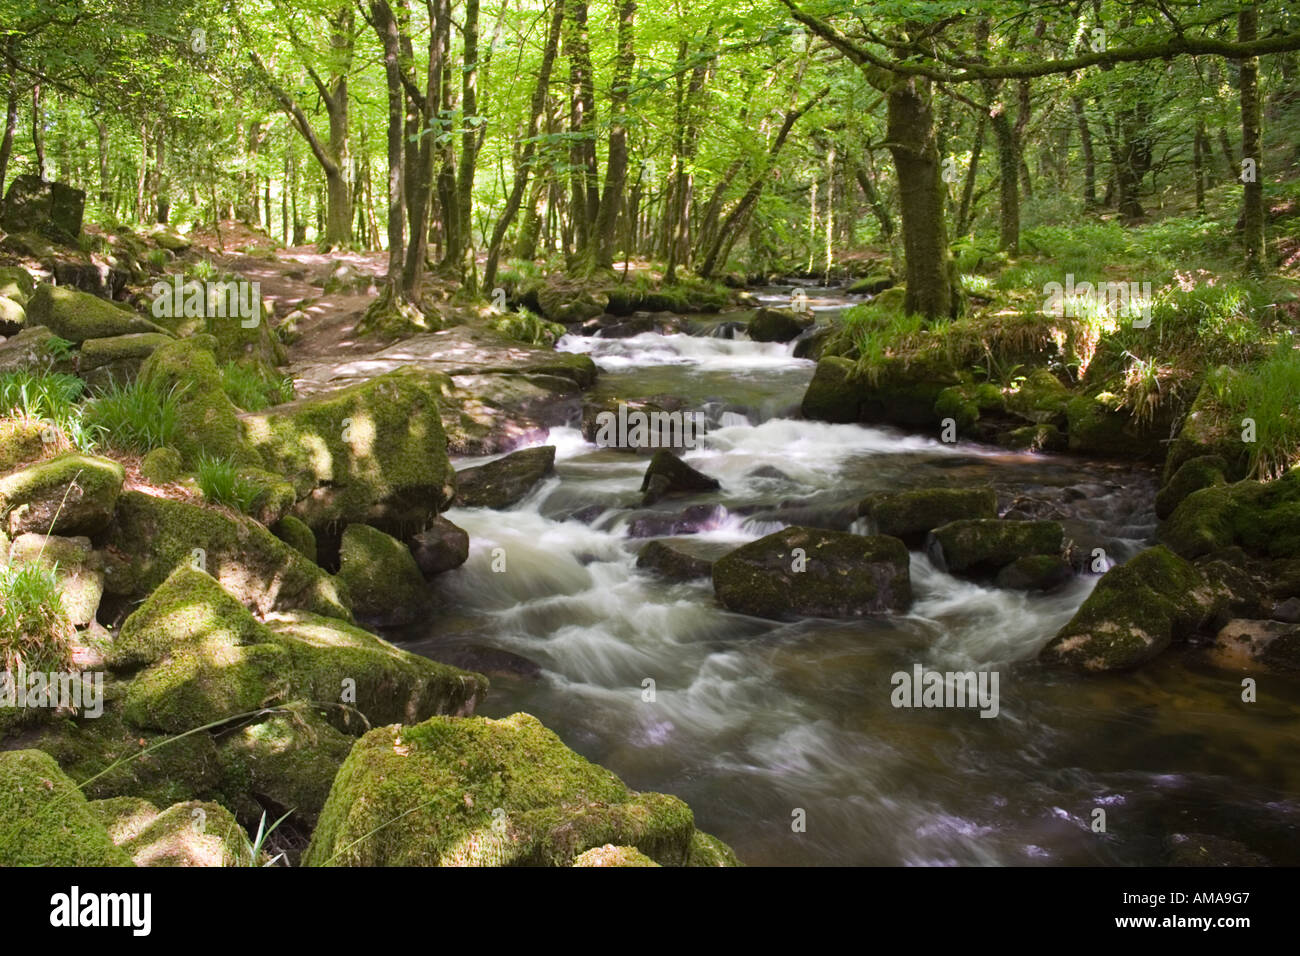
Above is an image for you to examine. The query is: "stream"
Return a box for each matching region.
[401,285,1300,866]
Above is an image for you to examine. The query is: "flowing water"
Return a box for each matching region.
[401,285,1300,866]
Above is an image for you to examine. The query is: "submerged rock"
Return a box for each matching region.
[636,539,714,581]
[713,526,911,620]
[1210,618,1300,672]
[303,712,718,866]
[454,445,555,509]
[1039,546,1226,672]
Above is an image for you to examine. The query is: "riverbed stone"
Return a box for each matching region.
[713,526,911,620]
[336,523,431,626]
[859,486,997,546]
[640,450,720,505]
[409,516,470,578]
[747,307,813,343]
[994,554,1073,592]
[303,712,702,867]
[1039,546,1226,672]
[926,519,1063,577]
[636,539,713,581]
[454,445,555,509]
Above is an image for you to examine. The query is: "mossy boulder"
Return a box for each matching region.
[803,351,961,428]
[933,381,1005,433]
[712,526,911,620]
[243,367,455,536]
[859,486,997,546]
[114,799,247,867]
[303,712,700,867]
[1000,423,1067,452]
[1162,369,1252,483]
[271,514,317,563]
[0,418,50,472]
[847,273,894,295]
[800,356,860,423]
[1155,455,1229,520]
[203,300,285,370]
[0,749,133,865]
[1039,546,1226,672]
[747,308,813,343]
[0,452,123,536]
[25,283,169,342]
[336,523,431,626]
[0,265,35,304]
[1065,393,1166,460]
[0,294,25,335]
[994,554,1074,591]
[100,490,351,619]
[636,539,713,581]
[1005,368,1071,426]
[7,532,103,624]
[926,519,1063,577]
[687,830,743,867]
[536,277,608,324]
[139,339,258,467]
[87,796,161,845]
[454,445,556,509]
[572,844,661,866]
[640,449,720,505]
[139,446,183,484]
[216,706,353,826]
[1159,472,1300,560]
[34,709,223,806]
[77,332,173,390]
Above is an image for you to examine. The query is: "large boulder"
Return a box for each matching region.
[335,523,431,626]
[801,353,959,427]
[712,526,911,620]
[800,356,860,423]
[25,283,169,342]
[1162,369,1252,483]
[0,453,123,536]
[536,277,608,324]
[1155,455,1229,520]
[1159,471,1300,561]
[454,445,556,509]
[1039,546,1227,672]
[138,339,259,467]
[0,749,131,866]
[1065,393,1168,460]
[859,487,997,546]
[747,308,814,343]
[636,539,714,581]
[100,799,247,867]
[99,490,351,620]
[1005,368,1071,426]
[243,368,455,535]
[640,450,720,505]
[926,519,1063,578]
[0,175,85,241]
[303,712,709,867]
[77,332,174,390]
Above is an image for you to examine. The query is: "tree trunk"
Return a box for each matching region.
[587,0,636,271]
[1239,3,1264,275]
[1071,96,1096,208]
[955,112,984,236]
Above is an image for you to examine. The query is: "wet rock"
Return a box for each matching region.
[1039,546,1226,672]
[302,712,705,866]
[799,356,859,422]
[1000,423,1067,453]
[1155,455,1229,520]
[792,324,833,360]
[1273,597,1300,623]
[336,523,431,626]
[994,555,1073,592]
[859,486,997,547]
[410,516,470,578]
[639,450,719,505]
[713,526,911,620]
[636,539,713,581]
[455,445,556,509]
[803,353,960,427]
[747,307,813,343]
[1164,833,1269,867]
[626,504,727,538]
[430,644,542,680]
[926,519,1063,578]
[1211,618,1300,672]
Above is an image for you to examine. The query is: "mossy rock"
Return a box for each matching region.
[847,273,893,295]
[747,308,814,343]
[87,795,161,845]
[1155,455,1229,521]
[139,339,259,467]
[0,418,50,472]
[0,326,70,374]
[24,282,169,342]
[203,300,286,369]
[536,277,609,323]
[139,446,183,484]
[1039,546,1226,672]
[926,519,1063,577]
[100,490,351,619]
[800,356,860,423]
[8,532,103,625]
[34,710,224,806]
[806,348,961,428]
[0,749,133,865]
[0,265,35,304]
[454,445,557,509]
[335,523,431,626]
[713,526,911,620]
[151,231,191,253]
[1000,423,1067,452]
[232,466,297,526]
[1160,472,1300,561]
[0,294,25,335]
[572,844,661,866]
[1162,369,1253,483]
[0,452,123,536]
[117,799,247,867]
[242,367,455,536]
[77,332,174,390]
[994,554,1073,591]
[215,705,353,826]
[860,487,997,546]
[687,829,743,867]
[304,712,698,867]
[1065,393,1166,460]
[1005,368,1071,426]
[933,382,1004,433]
[271,514,317,563]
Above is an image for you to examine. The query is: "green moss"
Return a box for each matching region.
[77,333,173,390]
[1005,368,1071,425]
[927,519,1062,576]
[0,452,123,536]
[271,515,317,563]
[25,283,169,342]
[686,829,743,867]
[712,526,911,619]
[304,712,697,867]
[139,446,183,484]
[0,266,35,304]
[0,749,133,865]
[800,357,860,423]
[100,490,351,619]
[0,418,49,472]
[119,799,247,867]
[87,796,160,844]
[138,339,259,467]
[859,487,997,545]
[572,844,661,866]
[1065,392,1166,460]
[335,523,430,625]
[1040,546,1223,671]
[1155,455,1229,520]
[242,368,455,535]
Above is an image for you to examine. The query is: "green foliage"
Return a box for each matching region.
[83,377,184,454]
[219,361,294,412]
[1207,337,1300,480]
[0,371,99,452]
[194,455,261,514]
[489,307,566,346]
[0,561,75,676]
